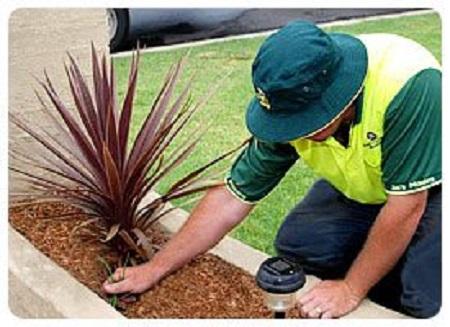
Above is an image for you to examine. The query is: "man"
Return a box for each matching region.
[103,21,441,318]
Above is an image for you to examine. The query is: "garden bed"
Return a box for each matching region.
[9,202,301,318]
[9,200,406,319]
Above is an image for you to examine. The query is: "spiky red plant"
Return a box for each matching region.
[9,45,242,259]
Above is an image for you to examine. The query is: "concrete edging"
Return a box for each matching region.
[8,191,405,318]
[8,225,124,319]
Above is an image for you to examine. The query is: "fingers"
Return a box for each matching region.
[298,289,316,306]
[103,267,132,294]
[298,286,322,318]
[300,297,323,318]
[298,282,335,319]
[299,300,334,319]
[297,280,363,319]
[103,278,133,294]
[111,267,127,282]
[102,264,156,295]
[307,307,323,319]
[321,310,334,319]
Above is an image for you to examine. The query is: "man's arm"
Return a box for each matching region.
[345,191,427,297]
[298,191,427,318]
[103,137,297,294]
[103,185,254,294]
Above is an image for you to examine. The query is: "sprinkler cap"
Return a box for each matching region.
[256,257,305,294]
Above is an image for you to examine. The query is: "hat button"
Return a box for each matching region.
[303,86,310,93]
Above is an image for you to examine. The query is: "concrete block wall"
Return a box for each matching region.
[8,8,109,196]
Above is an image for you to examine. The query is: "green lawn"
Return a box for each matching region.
[113,13,441,255]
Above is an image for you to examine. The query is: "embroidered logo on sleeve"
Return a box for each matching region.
[390,177,438,192]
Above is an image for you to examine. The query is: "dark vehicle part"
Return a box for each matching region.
[108,9,129,52]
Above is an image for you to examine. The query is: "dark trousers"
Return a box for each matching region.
[274,179,441,318]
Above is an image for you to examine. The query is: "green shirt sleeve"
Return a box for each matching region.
[225,138,299,203]
[382,68,441,194]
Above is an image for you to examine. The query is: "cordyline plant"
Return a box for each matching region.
[9,44,243,260]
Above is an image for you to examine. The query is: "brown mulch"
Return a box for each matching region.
[9,202,301,318]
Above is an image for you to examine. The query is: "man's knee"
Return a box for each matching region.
[399,187,441,318]
[400,259,441,318]
[274,215,353,278]
[401,290,441,318]
[274,212,315,260]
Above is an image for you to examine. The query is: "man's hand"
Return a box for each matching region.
[103,262,158,294]
[297,280,364,318]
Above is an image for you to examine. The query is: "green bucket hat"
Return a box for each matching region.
[246,20,368,143]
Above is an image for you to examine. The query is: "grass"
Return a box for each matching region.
[113,13,441,255]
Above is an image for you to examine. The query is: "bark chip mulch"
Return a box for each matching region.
[9,202,301,318]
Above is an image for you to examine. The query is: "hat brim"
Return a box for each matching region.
[246,33,368,143]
